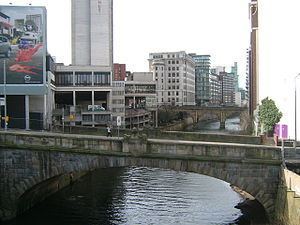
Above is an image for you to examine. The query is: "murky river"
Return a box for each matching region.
[4,167,253,225]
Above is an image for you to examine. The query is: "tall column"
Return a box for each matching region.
[92,91,95,127]
[73,91,76,107]
[43,94,47,130]
[25,95,30,130]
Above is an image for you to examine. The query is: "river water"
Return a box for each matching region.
[5,167,251,225]
[191,117,242,133]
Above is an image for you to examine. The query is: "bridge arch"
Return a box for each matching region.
[2,149,278,222]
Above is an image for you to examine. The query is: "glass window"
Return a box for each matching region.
[94,72,110,86]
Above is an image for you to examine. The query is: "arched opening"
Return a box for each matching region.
[12,166,269,225]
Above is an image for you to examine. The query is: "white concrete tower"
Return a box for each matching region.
[71,0,113,67]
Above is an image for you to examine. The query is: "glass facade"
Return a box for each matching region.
[55,71,110,87]
[190,54,211,106]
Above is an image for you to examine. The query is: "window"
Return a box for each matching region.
[75,72,92,86]
[94,72,110,86]
[56,72,73,86]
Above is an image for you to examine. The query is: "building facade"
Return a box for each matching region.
[249,0,259,115]
[53,0,122,127]
[231,62,239,92]
[71,0,113,67]
[113,63,126,81]
[220,72,235,106]
[209,73,221,105]
[124,72,157,129]
[190,54,211,106]
[149,51,195,106]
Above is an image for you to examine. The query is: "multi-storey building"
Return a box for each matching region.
[149,51,195,106]
[231,62,239,92]
[209,73,221,105]
[220,72,235,106]
[113,63,126,81]
[54,0,125,127]
[190,54,211,106]
[125,72,157,129]
[0,6,54,130]
[71,0,113,67]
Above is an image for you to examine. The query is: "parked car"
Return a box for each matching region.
[0,36,12,57]
[18,32,38,49]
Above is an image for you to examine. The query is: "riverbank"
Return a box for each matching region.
[231,185,269,225]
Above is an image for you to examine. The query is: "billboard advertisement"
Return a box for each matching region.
[0,6,46,86]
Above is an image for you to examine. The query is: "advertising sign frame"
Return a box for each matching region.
[0,5,47,95]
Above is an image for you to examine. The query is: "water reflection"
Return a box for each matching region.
[6,167,244,225]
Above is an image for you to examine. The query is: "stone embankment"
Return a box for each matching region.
[274,168,300,225]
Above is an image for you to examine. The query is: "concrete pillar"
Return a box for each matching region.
[92,91,95,127]
[25,95,29,130]
[220,112,226,129]
[73,91,76,107]
[43,94,47,130]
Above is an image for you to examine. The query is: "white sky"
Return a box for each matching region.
[1,0,300,139]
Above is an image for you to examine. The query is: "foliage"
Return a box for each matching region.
[258,97,282,133]
[158,107,187,125]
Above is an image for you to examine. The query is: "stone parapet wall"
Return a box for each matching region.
[0,130,283,222]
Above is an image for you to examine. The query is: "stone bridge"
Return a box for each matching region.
[0,130,282,222]
[172,106,248,129]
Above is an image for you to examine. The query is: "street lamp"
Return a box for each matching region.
[295,73,300,148]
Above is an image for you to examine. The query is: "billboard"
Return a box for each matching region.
[0,6,46,89]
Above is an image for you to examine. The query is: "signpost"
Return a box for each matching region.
[117,116,121,139]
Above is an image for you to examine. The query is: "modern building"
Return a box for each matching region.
[209,73,221,105]
[124,72,157,129]
[113,63,126,81]
[189,54,211,106]
[219,72,235,106]
[53,0,123,127]
[149,51,195,106]
[71,0,113,67]
[231,62,239,92]
[0,6,52,130]
[249,0,259,116]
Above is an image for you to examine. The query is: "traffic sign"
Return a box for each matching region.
[117,116,122,127]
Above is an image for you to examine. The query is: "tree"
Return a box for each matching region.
[258,97,282,134]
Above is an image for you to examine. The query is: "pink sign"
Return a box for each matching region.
[274,124,288,139]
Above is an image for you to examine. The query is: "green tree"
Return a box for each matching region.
[258,97,282,133]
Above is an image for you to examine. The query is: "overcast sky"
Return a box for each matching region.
[1,0,300,138]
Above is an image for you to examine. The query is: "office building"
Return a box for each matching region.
[125,72,157,129]
[71,0,113,67]
[209,73,221,105]
[231,62,239,92]
[53,0,123,128]
[190,54,211,106]
[220,72,235,106]
[0,6,52,130]
[113,63,126,81]
[149,51,195,106]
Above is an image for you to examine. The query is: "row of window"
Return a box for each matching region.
[55,72,110,86]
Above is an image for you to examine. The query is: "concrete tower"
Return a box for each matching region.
[71,0,113,67]
[249,0,259,116]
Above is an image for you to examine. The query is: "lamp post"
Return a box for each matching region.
[295,73,300,148]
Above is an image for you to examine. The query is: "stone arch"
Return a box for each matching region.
[2,150,278,222]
